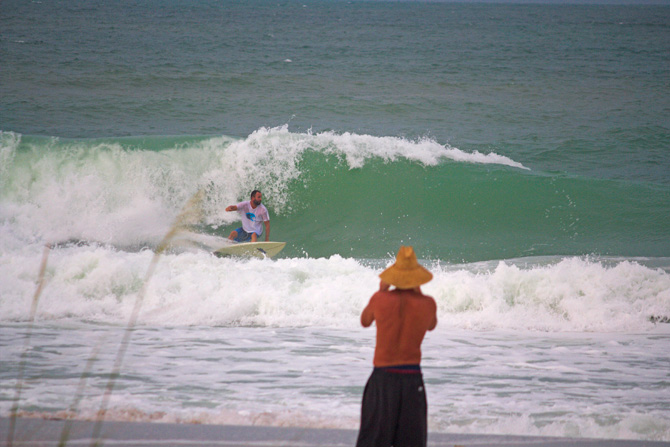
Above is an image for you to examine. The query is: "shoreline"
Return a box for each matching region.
[2,417,668,447]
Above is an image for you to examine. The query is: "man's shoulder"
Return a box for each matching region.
[370,290,436,316]
[368,290,391,306]
[371,289,394,299]
[418,292,437,306]
[404,290,437,308]
[371,289,433,302]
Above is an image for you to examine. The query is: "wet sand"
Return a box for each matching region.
[2,417,668,447]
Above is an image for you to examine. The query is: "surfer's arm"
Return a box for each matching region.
[264,220,270,241]
[225,205,238,212]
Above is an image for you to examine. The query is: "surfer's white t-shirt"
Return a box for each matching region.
[236,201,269,235]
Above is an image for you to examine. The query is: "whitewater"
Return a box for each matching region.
[2,127,670,442]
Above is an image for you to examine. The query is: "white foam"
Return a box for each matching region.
[2,242,668,333]
[263,125,528,169]
[431,257,670,332]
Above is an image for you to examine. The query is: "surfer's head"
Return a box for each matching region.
[250,190,262,207]
[379,246,433,290]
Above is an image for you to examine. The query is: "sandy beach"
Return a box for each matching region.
[2,417,669,447]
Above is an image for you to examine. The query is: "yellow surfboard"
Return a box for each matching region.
[213,241,286,259]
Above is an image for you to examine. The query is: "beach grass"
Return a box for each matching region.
[7,244,50,447]
[88,190,204,446]
[8,191,204,447]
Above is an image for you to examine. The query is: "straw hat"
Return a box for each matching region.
[379,246,433,289]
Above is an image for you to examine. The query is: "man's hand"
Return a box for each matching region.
[226,205,237,212]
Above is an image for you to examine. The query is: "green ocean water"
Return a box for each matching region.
[277,152,670,261]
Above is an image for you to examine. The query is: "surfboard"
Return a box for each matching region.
[213,241,286,259]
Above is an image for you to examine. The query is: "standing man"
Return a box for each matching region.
[356,246,437,447]
[225,190,270,242]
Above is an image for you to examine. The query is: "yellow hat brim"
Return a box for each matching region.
[379,264,433,289]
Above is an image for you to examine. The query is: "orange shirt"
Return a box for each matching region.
[361,288,437,367]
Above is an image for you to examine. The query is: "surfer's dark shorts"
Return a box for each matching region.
[356,367,427,447]
[233,227,259,243]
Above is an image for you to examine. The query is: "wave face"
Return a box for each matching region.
[2,128,669,262]
[2,128,669,333]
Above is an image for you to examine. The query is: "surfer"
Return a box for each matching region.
[356,246,437,447]
[225,190,270,242]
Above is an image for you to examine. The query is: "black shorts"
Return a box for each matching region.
[356,368,428,447]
